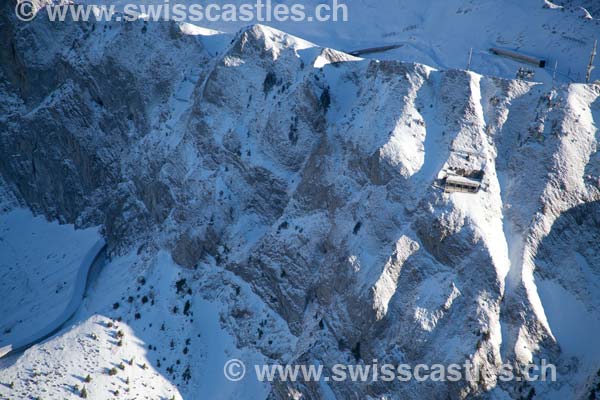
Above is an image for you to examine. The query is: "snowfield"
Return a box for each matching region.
[100,0,600,85]
[0,207,103,358]
[0,250,274,399]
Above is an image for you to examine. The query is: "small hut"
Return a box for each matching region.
[444,174,482,193]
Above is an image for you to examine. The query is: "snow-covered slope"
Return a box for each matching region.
[97,0,600,85]
[0,183,103,358]
[0,249,276,399]
[0,1,599,399]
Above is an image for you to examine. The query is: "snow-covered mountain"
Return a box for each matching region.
[0,0,599,399]
[78,0,600,84]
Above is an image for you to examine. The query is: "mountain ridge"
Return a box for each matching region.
[0,4,599,399]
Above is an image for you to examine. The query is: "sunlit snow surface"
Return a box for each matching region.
[78,0,600,84]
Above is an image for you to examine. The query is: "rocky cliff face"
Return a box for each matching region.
[1,3,599,399]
